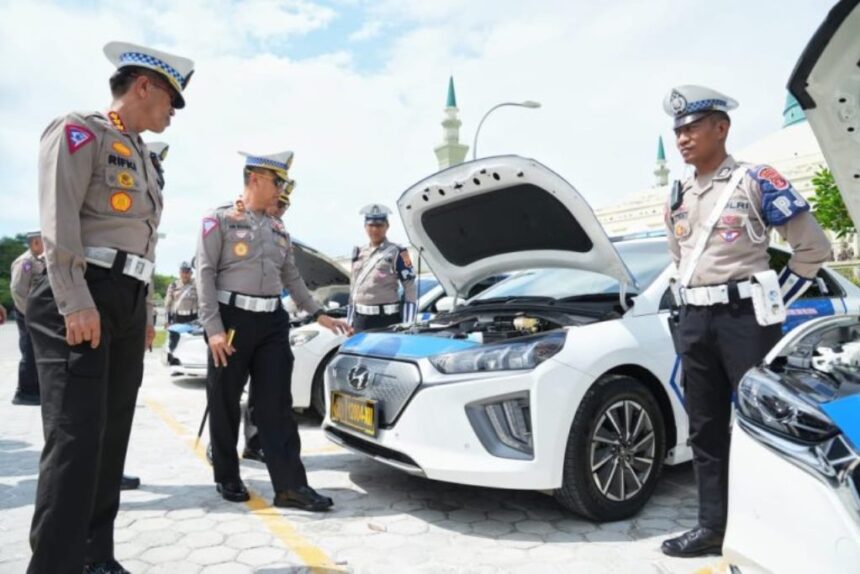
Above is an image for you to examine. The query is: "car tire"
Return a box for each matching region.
[310,348,339,419]
[554,374,666,521]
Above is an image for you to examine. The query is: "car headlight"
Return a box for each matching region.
[428,332,565,374]
[737,368,838,443]
[290,330,320,347]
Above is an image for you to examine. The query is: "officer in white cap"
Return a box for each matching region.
[26,41,193,574]
[660,85,830,558]
[165,260,199,353]
[10,231,45,405]
[196,151,349,511]
[348,204,417,331]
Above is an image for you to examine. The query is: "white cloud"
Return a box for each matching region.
[349,20,383,42]
[0,0,833,276]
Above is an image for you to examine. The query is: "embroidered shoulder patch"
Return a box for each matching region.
[757,166,789,191]
[22,261,32,273]
[202,217,219,237]
[752,165,809,226]
[65,124,95,155]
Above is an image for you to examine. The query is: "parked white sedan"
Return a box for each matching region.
[323,154,860,521]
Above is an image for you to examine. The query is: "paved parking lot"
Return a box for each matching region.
[0,323,726,573]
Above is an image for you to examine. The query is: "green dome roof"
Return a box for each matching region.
[783,92,807,127]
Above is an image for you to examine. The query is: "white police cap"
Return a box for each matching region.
[360,204,391,223]
[147,142,169,162]
[104,41,195,109]
[663,85,738,129]
[238,151,293,180]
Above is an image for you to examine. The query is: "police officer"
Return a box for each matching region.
[347,204,417,332]
[240,187,295,462]
[165,260,199,353]
[27,41,193,574]
[661,86,831,558]
[196,151,349,511]
[10,231,45,405]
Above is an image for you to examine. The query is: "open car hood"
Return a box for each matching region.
[788,0,860,225]
[396,155,637,298]
[292,239,349,290]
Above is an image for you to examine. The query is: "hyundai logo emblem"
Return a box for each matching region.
[347,365,371,391]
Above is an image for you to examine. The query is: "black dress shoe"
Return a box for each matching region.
[661,527,724,557]
[11,391,40,406]
[83,559,131,573]
[273,486,333,511]
[242,445,265,463]
[217,480,250,502]
[120,474,140,491]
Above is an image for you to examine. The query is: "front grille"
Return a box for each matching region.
[326,427,421,469]
[328,354,422,426]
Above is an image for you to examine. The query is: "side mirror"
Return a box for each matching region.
[435,296,465,313]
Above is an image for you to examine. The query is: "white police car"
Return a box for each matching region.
[292,274,508,417]
[723,1,860,571]
[322,154,860,521]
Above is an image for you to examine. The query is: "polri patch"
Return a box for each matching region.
[202,217,218,237]
[65,124,95,155]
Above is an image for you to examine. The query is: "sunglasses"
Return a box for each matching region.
[138,73,182,108]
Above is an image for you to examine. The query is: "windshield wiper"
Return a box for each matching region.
[469,296,558,306]
[560,293,639,303]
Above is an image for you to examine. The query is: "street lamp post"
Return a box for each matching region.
[472,100,541,161]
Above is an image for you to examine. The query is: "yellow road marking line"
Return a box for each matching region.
[144,398,344,573]
[693,559,731,574]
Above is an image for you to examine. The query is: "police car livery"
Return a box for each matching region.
[322,154,860,521]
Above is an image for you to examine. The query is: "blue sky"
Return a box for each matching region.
[0,0,836,273]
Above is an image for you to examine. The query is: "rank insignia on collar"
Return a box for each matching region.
[65,124,95,155]
[108,111,126,133]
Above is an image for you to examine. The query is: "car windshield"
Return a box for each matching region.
[470,239,670,302]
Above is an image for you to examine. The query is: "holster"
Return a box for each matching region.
[750,269,786,326]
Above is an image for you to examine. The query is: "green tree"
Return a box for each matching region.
[810,167,855,239]
[152,273,175,305]
[0,234,28,311]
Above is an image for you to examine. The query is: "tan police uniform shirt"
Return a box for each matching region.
[665,155,831,287]
[164,278,199,317]
[350,239,417,306]
[38,111,162,324]
[195,204,322,337]
[10,250,46,315]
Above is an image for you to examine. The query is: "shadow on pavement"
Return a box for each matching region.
[274,450,698,544]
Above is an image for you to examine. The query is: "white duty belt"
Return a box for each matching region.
[680,280,753,306]
[84,247,154,284]
[217,290,281,313]
[354,303,400,316]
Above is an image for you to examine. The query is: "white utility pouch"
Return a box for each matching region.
[749,269,786,326]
